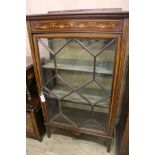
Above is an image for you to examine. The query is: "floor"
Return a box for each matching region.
[26,128,115,155]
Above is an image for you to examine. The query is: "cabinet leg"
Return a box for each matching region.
[38,137,43,142]
[46,126,51,138]
[106,140,112,152]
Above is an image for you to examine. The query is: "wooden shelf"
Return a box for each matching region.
[45,85,110,108]
[42,59,113,75]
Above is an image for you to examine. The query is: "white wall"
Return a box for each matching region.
[26,0,129,56]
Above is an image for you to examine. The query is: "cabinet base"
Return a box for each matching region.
[45,124,113,152]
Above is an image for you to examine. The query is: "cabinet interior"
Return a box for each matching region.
[37,37,116,132]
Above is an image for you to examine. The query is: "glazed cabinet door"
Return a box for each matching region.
[33,33,121,135]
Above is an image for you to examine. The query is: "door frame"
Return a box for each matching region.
[32,32,124,136]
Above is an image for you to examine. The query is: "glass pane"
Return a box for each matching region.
[78,38,113,56]
[95,40,116,91]
[46,97,74,126]
[63,92,88,104]
[95,74,113,91]
[37,37,117,132]
[56,39,93,89]
[77,81,110,104]
[93,106,109,130]
[43,76,73,99]
[38,38,55,85]
[61,101,91,126]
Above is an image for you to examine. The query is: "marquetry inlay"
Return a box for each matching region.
[31,20,122,32]
[36,22,115,29]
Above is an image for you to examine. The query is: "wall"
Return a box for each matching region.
[26,0,129,56]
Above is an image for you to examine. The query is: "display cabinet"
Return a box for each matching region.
[27,9,129,152]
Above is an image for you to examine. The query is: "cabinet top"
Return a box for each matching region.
[26,9,129,21]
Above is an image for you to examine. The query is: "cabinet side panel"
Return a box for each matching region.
[108,19,129,136]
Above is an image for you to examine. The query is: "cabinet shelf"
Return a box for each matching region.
[48,106,108,131]
[42,59,113,75]
[45,85,110,108]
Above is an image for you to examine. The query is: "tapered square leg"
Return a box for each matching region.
[46,126,51,138]
[106,140,112,152]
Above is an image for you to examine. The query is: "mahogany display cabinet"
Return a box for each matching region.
[26,9,129,152]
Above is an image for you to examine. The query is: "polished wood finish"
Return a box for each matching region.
[108,19,129,136]
[26,60,45,141]
[120,116,129,155]
[26,10,129,21]
[48,8,123,14]
[26,9,129,152]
